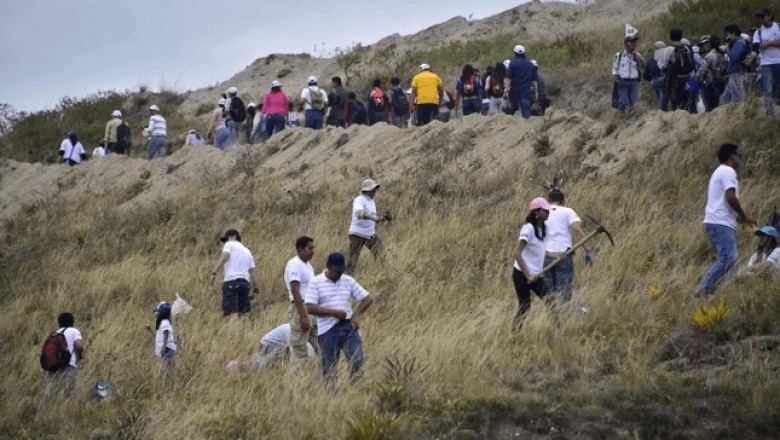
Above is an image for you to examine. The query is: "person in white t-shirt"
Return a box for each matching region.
[284,235,318,362]
[209,229,260,318]
[543,185,593,302]
[36,312,85,420]
[153,302,177,375]
[695,143,756,297]
[58,131,87,166]
[746,225,780,278]
[249,323,316,369]
[752,9,780,115]
[512,197,551,331]
[305,252,373,393]
[347,178,390,273]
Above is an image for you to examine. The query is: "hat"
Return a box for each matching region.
[307,75,318,85]
[755,225,779,239]
[219,229,241,243]
[503,59,511,68]
[680,38,691,46]
[67,130,78,137]
[361,178,380,192]
[227,86,238,95]
[513,44,526,54]
[420,63,431,71]
[218,98,226,106]
[188,129,196,134]
[271,80,282,88]
[654,41,666,49]
[111,110,122,118]
[154,301,172,314]
[528,197,550,212]
[692,45,700,53]
[530,59,538,67]
[624,35,638,43]
[700,35,711,44]
[247,102,256,108]
[326,252,347,273]
[756,8,772,18]
[149,104,160,112]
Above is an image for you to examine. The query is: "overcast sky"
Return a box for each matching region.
[0,0,547,113]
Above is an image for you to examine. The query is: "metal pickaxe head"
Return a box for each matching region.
[585,214,615,246]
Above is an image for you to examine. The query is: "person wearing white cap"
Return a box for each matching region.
[104,110,124,154]
[512,197,551,331]
[244,102,257,144]
[208,99,229,149]
[262,80,289,139]
[503,44,540,118]
[224,87,246,146]
[410,63,444,125]
[184,128,205,146]
[143,105,167,159]
[347,178,390,273]
[300,76,328,130]
[752,8,780,115]
[697,35,725,112]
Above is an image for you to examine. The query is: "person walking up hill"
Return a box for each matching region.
[512,198,551,331]
[411,63,443,126]
[144,105,167,159]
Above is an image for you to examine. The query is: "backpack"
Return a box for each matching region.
[391,87,409,116]
[643,57,661,81]
[489,76,504,98]
[229,97,247,122]
[40,329,71,372]
[671,45,694,76]
[116,122,132,153]
[352,100,367,125]
[369,89,386,110]
[461,74,478,97]
[308,87,324,110]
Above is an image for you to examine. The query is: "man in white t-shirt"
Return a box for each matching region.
[695,143,756,296]
[301,76,328,130]
[305,252,373,393]
[347,178,390,274]
[209,229,260,318]
[752,9,780,115]
[36,312,85,420]
[284,236,318,362]
[58,131,87,166]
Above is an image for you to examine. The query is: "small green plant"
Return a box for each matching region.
[346,412,401,440]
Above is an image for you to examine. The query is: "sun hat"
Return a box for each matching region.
[420,63,431,71]
[528,197,550,212]
[755,225,779,239]
[361,178,380,192]
[111,110,122,118]
[271,80,282,88]
[219,229,241,243]
[513,44,526,54]
[227,86,238,95]
[149,104,160,112]
[326,252,347,273]
[154,301,172,314]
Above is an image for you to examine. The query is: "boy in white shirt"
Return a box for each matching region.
[36,312,84,420]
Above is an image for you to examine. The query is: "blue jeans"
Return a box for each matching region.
[719,72,746,105]
[760,64,780,115]
[264,114,286,138]
[617,79,638,112]
[651,76,667,111]
[305,109,324,129]
[318,320,364,392]
[508,95,533,119]
[214,127,229,149]
[696,223,738,295]
[543,254,574,302]
[368,110,386,126]
[147,136,167,159]
[462,98,480,116]
[224,120,240,147]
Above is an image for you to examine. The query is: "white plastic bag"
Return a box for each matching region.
[171,292,193,315]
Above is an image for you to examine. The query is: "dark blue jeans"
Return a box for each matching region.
[508,95,533,119]
[265,114,286,138]
[462,98,480,116]
[543,254,574,302]
[696,223,738,295]
[760,64,780,115]
[304,109,324,129]
[318,320,363,392]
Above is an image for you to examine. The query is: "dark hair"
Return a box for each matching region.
[332,76,342,86]
[460,64,475,83]
[524,210,547,241]
[155,310,172,330]
[724,24,741,35]
[58,312,75,328]
[548,190,565,203]
[295,235,314,251]
[372,79,381,88]
[717,143,739,163]
[757,234,778,259]
[493,62,507,81]
[670,28,683,42]
[391,76,400,85]
[348,91,357,100]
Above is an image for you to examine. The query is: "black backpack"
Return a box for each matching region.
[229,97,247,122]
[352,101,367,125]
[672,45,694,76]
[116,122,132,153]
[40,329,71,372]
[391,87,409,116]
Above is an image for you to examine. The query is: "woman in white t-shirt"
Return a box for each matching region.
[747,226,780,278]
[512,197,552,331]
[153,302,177,375]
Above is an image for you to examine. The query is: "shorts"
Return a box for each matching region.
[222,279,250,315]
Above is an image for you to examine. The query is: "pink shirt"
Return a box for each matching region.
[262,91,289,115]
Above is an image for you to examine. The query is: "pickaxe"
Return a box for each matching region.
[539,214,615,276]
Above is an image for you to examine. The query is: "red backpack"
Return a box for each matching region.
[40,329,71,371]
[369,89,386,110]
[462,74,478,97]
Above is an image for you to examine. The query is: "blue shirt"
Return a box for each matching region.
[727,38,750,74]
[506,56,538,100]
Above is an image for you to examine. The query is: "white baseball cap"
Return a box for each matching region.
[247,102,256,108]
[227,86,238,94]
[149,104,160,112]
[361,178,380,192]
[513,45,525,55]
[111,110,122,118]
[503,59,511,68]
[307,75,318,85]
[218,98,226,106]
[420,63,431,71]
[271,80,282,87]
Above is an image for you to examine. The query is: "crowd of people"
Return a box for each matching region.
[613,9,780,114]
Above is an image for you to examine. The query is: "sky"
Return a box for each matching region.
[0,0,538,113]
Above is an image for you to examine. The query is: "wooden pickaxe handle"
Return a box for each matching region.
[538,228,602,276]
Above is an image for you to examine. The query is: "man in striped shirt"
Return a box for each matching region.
[305,252,372,393]
[144,104,167,159]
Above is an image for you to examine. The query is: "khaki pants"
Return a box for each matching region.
[290,306,318,361]
[347,234,383,273]
[36,366,77,420]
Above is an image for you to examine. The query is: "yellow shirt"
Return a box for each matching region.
[411,71,443,105]
[104,118,122,143]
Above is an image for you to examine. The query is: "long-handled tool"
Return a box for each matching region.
[539,214,615,276]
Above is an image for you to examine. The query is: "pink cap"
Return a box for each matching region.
[528,197,550,212]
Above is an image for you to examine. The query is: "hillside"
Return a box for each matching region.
[2,0,780,439]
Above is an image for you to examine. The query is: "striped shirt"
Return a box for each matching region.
[145,115,167,137]
[304,272,369,335]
